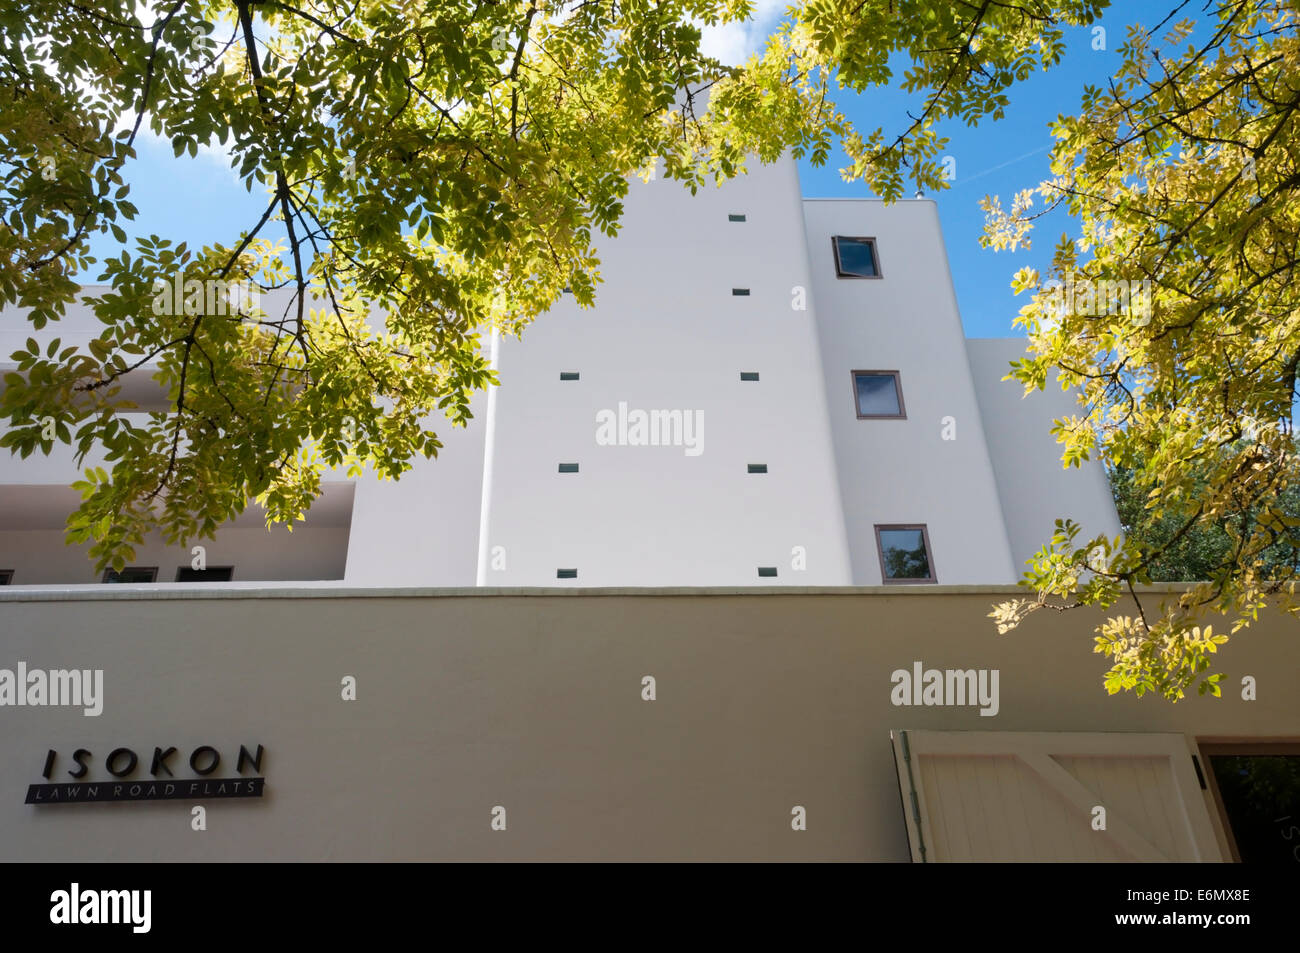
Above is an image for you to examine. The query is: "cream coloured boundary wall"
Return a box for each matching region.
[0,586,1295,861]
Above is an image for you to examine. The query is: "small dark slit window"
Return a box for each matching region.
[556,568,578,579]
[102,567,158,584]
[0,570,13,585]
[559,372,579,381]
[558,463,579,473]
[740,372,760,382]
[757,567,778,578]
[729,214,747,222]
[748,464,768,474]
[732,288,750,296]
[176,567,234,582]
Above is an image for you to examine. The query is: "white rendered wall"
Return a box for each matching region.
[966,338,1123,574]
[478,158,853,586]
[0,287,105,359]
[802,198,1018,584]
[342,399,487,587]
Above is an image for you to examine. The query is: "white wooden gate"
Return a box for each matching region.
[890,730,1224,862]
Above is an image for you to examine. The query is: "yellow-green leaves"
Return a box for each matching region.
[1094,618,1230,700]
[2,0,763,570]
[705,1,1106,201]
[982,1,1300,699]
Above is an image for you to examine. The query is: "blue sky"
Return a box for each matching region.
[793,14,1128,338]
[78,2,1144,340]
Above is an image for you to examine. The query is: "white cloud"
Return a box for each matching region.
[697,0,787,65]
[134,127,242,188]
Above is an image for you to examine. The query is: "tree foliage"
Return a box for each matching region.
[701,0,1106,199]
[1110,460,1300,584]
[982,0,1300,700]
[1,0,766,565]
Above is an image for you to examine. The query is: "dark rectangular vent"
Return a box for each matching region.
[729,214,747,222]
[559,372,579,381]
[740,372,760,382]
[556,568,577,579]
[757,567,778,578]
[102,567,158,584]
[748,464,768,474]
[558,463,579,473]
[732,288,750,296]
[175,567,234,582]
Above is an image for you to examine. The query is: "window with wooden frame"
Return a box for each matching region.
[874,524,936,584]
[832,236,881,278]
[852,370,906,418]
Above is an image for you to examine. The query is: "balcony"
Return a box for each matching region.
[0,483,354,587]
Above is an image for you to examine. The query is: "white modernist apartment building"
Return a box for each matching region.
[0,155,1121,589]
[2,155,1297,866]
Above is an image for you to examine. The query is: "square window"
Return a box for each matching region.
[852,370,905,418]
[0,570,12,585]
[102,567,158,584]
[175,567,234,582]
[874,525,935,583]
[833,236,881,278]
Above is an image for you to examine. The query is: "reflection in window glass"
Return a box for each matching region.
[855,372,902,417]
[1209,754,1300,863]
[834,237,879,277]
[878,527,932,581]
